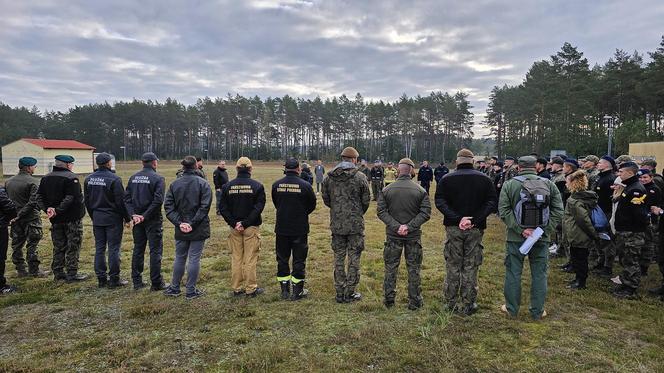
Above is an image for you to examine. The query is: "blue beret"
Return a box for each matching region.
[564,159,579,169]
[619,161,639,170]
[601,155,616,168]
[638,168,651,176]
[18,157,37,167]
[55,155,75,163]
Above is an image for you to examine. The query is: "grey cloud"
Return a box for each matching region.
[0,0,662,137]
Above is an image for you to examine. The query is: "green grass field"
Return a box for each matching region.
[1,161,663,372]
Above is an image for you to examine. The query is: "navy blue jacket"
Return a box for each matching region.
[434,165,449,183]
[0,187,17,227]
[124,166,165,221]
[417,166,434,183]
[272,171,316,236]
[164,169,212,241]
[84,167,131,226]
[219,170,266,228]
[37,166,86,224]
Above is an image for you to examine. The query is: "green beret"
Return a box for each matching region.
[55,155,75,163]
[18,157,37,167]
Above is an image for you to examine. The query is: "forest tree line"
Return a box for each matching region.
[487,36,664,158]
[0,91,474,163]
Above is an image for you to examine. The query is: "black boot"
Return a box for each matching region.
[598,267,613,279]
[291,281,308,301]
[648,285,664,296]
[280,281,290,300]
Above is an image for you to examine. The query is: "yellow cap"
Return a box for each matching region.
[236,157,253,168]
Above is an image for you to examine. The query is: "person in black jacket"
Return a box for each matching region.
[125,152,168,291]
[612,161,650,298]
[417,161,434,194]
[271,158,317,300]
[220,157,266,297]
[84,153,131,288]
[435,149,497,315]
[0,186,17,293]
[591,156,617,277]
[434,162,449,184]
[37,155,88,283]
[213,160,229,215]
[370,161,384,201]
[536,158,551,179]
[163,156,212,300]
[300,163,314,185]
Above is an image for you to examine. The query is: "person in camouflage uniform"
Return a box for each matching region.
[4,157,48,277]
[176,156,206,179]
[37,155,88,282]
[638,169,661,276]
[357,159,370,179]
[377,158,431,310]
[497,156,518,189]
[435,149,497,316]
[321,147,371,303]
[611,162,650,298]
[582,155,600,190]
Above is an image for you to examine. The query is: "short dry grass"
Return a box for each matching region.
[1,161,663,372]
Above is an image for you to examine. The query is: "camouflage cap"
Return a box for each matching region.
[584,155,599,164]
[616,155,633,164]
[398,158,415,167]
[236,156,253,168]
[340,147,359,158]
[641,159,657,168]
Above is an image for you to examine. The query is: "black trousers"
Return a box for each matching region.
[420,181,431,195]
[570,247,589,282]
[131,218,164,286]
[0,226,8,288]
[215,190,222,215]
[276,235,309,281]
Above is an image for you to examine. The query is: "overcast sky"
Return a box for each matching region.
[1,0,663,137]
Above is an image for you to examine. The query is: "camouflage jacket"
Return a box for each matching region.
[321,162,371,235]
[586,168,600,190]
[498,164,518,187]
[176,167,206,180]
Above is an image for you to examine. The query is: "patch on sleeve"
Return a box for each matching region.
[630,194,646,205]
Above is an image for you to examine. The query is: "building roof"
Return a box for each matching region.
[21,138,95,150]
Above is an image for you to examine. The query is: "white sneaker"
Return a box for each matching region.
[548,244,558,253]
[610,276,622,285]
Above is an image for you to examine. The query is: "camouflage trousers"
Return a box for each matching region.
[589,236,616,270]
[383,238,422,305]
[616,231,646,290]
[331,233,364,296]
[10,219,43,272]
[371,181,383,200]
[641,225,659,271]
[50,220,83,276]
[443,226,484,309]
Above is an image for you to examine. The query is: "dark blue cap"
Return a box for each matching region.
[55,155,75,163]
[18,156,37,167]
[638,168,651,176]
[505,156,515,161]
[284,158,299,169]
[141,152,158,162]
[564,159,579,169]
[95,152,112,165]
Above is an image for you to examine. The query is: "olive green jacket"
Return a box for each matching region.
[498,170,564,242]
[4,171,42,223]
[562,190,599,248]
[377,175,431,240]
